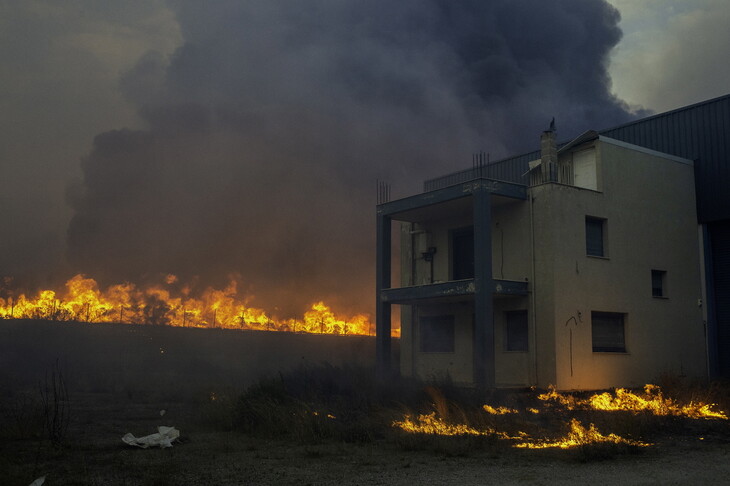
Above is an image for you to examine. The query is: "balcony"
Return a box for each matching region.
[380,278,528,304]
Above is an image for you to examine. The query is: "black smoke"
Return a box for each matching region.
[66,0,633,317]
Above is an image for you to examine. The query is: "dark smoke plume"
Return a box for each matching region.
[66,0,633,317]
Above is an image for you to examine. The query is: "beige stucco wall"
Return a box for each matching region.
[531,138,706,389]
[407,302,474,383]
[493,296,532,386]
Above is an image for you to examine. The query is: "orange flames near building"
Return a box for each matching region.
[393,385,726,448]
[513,418,650,449]
[0,274,392,337]
[393,411,648,448]
[538,384,728,420]
[392,412,527,440]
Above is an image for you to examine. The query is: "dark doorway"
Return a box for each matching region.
[452,226,474,280]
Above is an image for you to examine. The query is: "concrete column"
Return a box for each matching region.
[376,212,392,378]
[473,186,494,387]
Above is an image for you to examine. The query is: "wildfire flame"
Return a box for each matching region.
[539,384,728,420]
[482,405,519,415]
[391,412,643,447]
[0,274,393,337]
[392,412,523,440]
[393,384,726,449]
[514,418,650,449]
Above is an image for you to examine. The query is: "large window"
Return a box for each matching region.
[592,311,626,353]
[504,310,528,352]
[420,315,455,352]
[586,216,607,257]
[451,227,474,280]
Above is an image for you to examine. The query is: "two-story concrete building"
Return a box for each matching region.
[376,122,711,390]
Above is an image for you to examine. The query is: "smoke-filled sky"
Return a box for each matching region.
[1,0,728,317]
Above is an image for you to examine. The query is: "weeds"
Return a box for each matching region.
[0,391,44,440]
[234,363,429,443]
[40,359,70,447]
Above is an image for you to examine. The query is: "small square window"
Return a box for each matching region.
[592,311,626,353]
[586,216,606,257]
[504,310,528,352]
[652,270,667,297]
[420,315,455,352]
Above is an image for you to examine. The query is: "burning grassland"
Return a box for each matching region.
[537,384,728,420]
[0,274,392,336]
[388,383,727,455]
[232,366,729,459]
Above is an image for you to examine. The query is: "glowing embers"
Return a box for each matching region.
[539,384,728,420]
[0,274,382,336]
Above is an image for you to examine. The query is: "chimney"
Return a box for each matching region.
[540,119,557,182]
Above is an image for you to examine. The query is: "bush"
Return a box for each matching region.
[234,363,426,443]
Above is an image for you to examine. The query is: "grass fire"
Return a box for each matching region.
[0,273,392,336]
[392,384,727,451]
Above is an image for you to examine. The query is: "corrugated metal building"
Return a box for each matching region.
[424,94,730,378]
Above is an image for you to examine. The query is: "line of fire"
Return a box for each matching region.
[0,274,385,337]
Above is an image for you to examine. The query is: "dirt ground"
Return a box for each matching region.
[2,320,730,485]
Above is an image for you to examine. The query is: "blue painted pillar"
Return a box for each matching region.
[376,211,392,378]
[473,186,494,388]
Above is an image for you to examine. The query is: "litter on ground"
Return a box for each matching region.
[122,426,180,449]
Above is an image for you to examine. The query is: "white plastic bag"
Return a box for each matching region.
[122,426,180,448]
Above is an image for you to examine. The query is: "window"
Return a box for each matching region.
[420,315,455,352]
[651,270,667,297]
[592,312,626,353]
[451,227,474,280]
[586,216,606,257]
[504,310,528,352]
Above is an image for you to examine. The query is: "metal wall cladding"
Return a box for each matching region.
[710,220,730,377]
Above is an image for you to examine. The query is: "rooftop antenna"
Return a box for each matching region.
[472,151,489,177]
[376,179,391,204]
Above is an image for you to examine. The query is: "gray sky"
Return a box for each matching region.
[1,0,727,316]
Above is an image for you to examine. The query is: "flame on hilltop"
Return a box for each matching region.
[0,274,393,337]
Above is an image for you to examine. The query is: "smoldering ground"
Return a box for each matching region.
[64,0,635,317]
